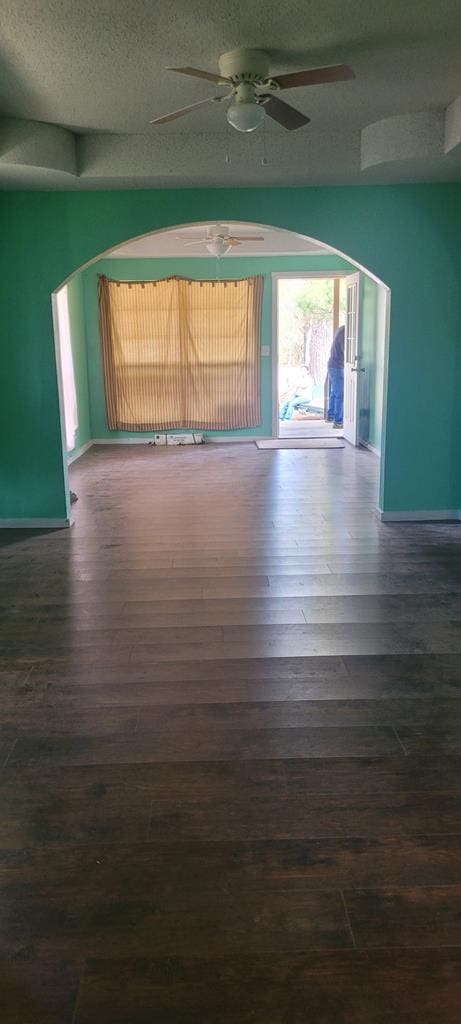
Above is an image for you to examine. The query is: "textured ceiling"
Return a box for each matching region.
[109,223,329,258]
[1,0,461,188]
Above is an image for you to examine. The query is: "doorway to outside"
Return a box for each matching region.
[274,273,346,439]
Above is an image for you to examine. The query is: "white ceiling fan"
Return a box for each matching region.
[151,48,355,133]
[180,224,265,257]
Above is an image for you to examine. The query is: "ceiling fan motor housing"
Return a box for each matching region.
[218,49,270,84]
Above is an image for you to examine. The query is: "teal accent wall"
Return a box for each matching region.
[0,185,460,520]
[358,274,386,453]
[66,274,91,458]
[82,255,352,441]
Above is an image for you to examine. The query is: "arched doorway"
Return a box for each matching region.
[52,220,390,523]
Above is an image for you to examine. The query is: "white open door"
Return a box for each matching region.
[343,273,361,446]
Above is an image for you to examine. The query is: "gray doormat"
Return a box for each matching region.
[255,438,345,449]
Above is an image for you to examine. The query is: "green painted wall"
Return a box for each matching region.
[66,275,91,458]
[358,275,386,453]
[82,255,352,441]
[0,185,460,520]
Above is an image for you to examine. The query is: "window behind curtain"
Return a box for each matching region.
[98,275,263,431]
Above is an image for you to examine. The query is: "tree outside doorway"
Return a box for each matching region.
[278,277,346,391]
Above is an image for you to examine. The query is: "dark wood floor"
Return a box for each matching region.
[1,442,461,1022]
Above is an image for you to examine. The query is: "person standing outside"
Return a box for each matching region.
[327,324,344,428]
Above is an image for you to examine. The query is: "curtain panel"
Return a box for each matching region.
[98,275,263,431]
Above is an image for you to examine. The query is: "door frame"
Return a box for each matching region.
[271,271,348,439]
[343,271,362,446]
[51,287,73,524]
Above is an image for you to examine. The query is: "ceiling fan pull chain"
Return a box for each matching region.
[224,129,233,166]
[261,121,268,166]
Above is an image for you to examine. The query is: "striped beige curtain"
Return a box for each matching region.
[98,275,263,430]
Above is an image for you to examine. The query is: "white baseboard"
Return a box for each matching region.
[0,518,72,529]
[92,435,270,445]
[92,437,151,444]
[361,441,381,457]
[207,435,272,444]
[378,508,461,522]
[67,440,93,464]
[92,437,194,445]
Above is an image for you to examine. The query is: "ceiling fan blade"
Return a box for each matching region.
[167,65,230,85]
[263,95,310,130]
[150,96,220,125]
[270,64,355,90]
[230,235,265,242]
[227,239,243,247]
[182,240,207,247]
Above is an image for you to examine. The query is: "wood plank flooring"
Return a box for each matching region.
[0,441,460,1022]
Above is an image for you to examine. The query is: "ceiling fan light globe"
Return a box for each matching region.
[226,101,265,133]
[206,238,231,257]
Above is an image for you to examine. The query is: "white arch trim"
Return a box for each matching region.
[52,220,390,294]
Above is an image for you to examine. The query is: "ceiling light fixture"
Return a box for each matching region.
[206,237,232,257]
[226,100,266,133]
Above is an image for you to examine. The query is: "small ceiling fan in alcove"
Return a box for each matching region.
[178,224,265,257]
[151,48,355,133]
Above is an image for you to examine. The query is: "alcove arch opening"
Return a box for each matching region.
[51,219,390,522]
